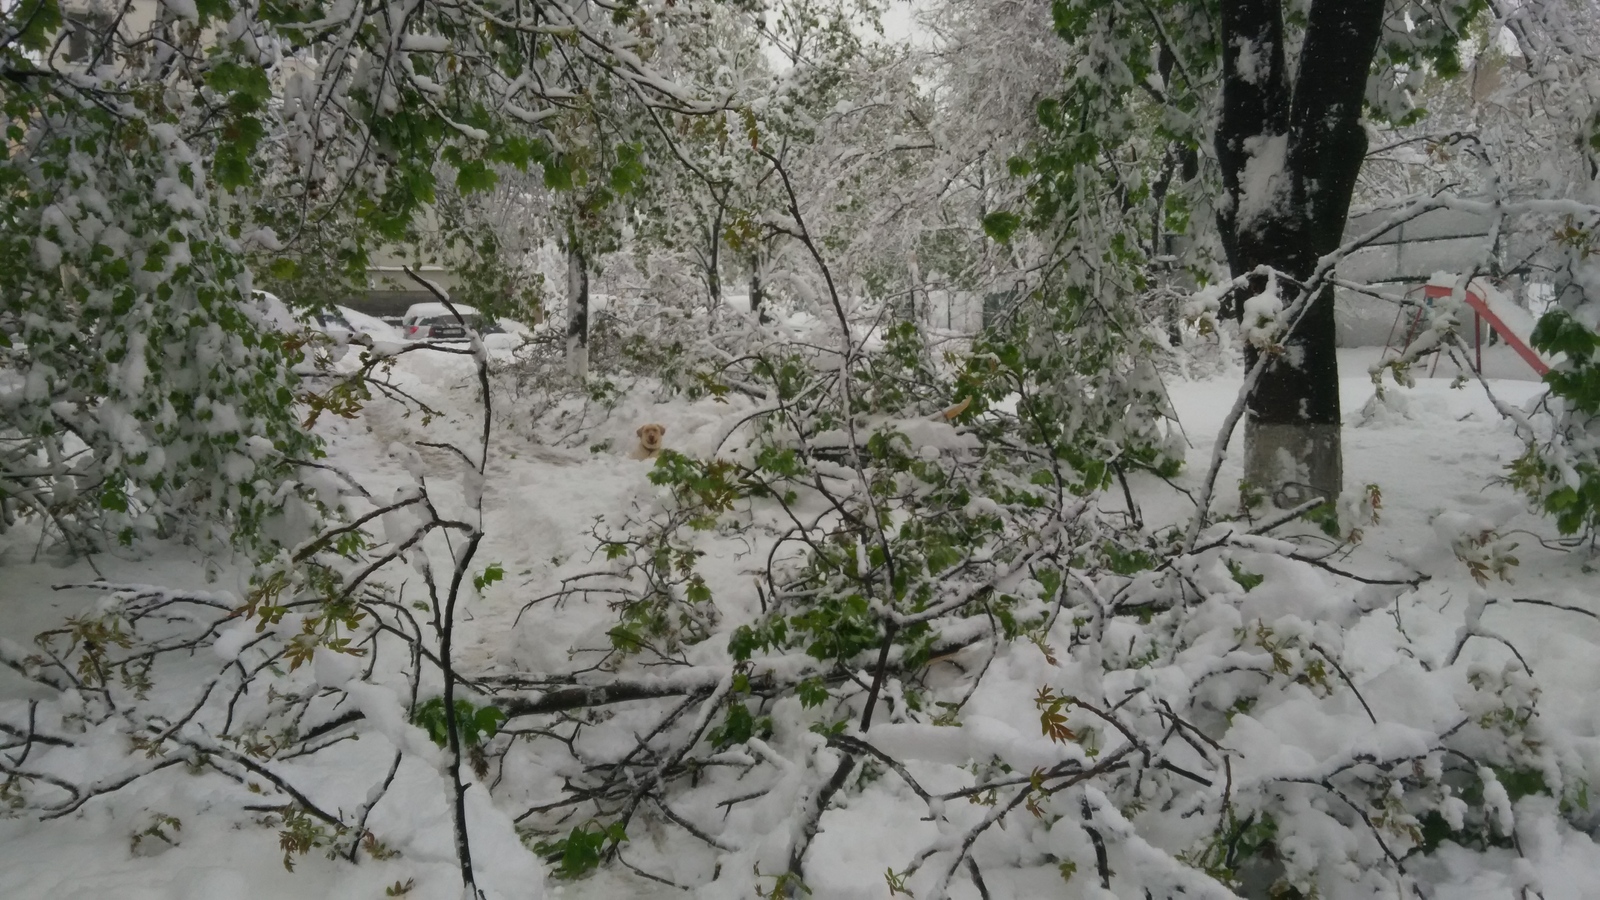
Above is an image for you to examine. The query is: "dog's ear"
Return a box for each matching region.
[637,425,647,437]
[657,424,667,435]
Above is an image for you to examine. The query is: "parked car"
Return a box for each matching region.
[250,291,353,373]
[400,302,503,341]
[247,289,300,331]
[330,306,402,342]
[312,309,355,337]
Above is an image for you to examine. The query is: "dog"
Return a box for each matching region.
[630,423,667,460]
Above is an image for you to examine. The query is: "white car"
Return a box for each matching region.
[400,302,503,341]
[250,292,402,371]
[334,307,402,342]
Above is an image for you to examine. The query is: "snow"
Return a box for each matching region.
[338,306,402,341]
[5,341,1600,899]
[1233,36,1263,84]
[1237,134,1290,230]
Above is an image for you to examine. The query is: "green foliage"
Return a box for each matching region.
[1102,541,1154,576]
[648,452,749,528]
[1239,479,1265,512]
[1532,309,1600,364]
[277,807,338,872]
[533,821,628,879]
[599,518,721,656]
[1226,560,1264,593]
[0,0,700,558]
[753,866,811,898]
[410,697,507,748]
[473,564,505,593]
[8,0,60,52]
[1184,811,1280,889]
[981,211,1022,244]
[0,103,326,554]
[796,677,831,709]
[1512,308,1600,534]
[130,813,182,854]
[1417,765,1553,854]
[1305,502,1342,539]
[707,698,773,749]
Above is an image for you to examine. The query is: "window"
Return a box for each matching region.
[65,10,114,63]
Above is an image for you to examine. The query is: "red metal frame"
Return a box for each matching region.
[1420,282,1550,377]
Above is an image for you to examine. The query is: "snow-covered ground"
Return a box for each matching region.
[3,342,1596,899]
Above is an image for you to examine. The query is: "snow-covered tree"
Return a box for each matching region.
[1001,0,1490,513]
[0,0,735,540]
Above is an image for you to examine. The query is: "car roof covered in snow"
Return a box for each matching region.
[403,302,480,320]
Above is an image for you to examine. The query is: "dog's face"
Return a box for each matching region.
[636,423,666,453]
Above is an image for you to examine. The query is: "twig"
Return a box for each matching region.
[786,751,857,892]
[1311,642,1377,725]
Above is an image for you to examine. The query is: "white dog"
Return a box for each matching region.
[630,423,666,460]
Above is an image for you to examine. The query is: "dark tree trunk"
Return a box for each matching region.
[566,235,589,377]
[1215,0,1385,506]
[749,251,767,323]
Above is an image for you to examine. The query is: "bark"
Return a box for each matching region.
[749,251,767,323]
[705,204,723,310]
[1215,0,1386,505]
[566,235,589,377]
[907,250,922,324]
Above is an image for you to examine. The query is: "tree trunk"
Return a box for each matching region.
[749,251,766,324]
[706,206,723,312]
[1215,0,1384,507]
[566,237,589,377]
[906,250,922,324]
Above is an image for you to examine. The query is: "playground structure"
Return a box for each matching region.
[1382,275,1553,377]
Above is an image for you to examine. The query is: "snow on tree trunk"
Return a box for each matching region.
[1216,0,1384,506]
[566,240,590,377]
[706,207,723,311]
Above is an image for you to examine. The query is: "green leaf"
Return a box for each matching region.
[685,577,711,604]
[1491,765,1550,802]
[14,0,61,52]
[473,563,505,592]
[1305,501,1342,538]
[1227,560,1263,592]
[194,0,229,22]
[1531,310,1598,358]
[100,484,129,512]
[982,211,1022,244]
[609,144,648,195]
[543,155,575,191]
[410,697,503,747]
[206,62,272,110]
[455,158,499,194]
[473,705,507,739]
[796,677,829,709]
[534,822,626,879]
